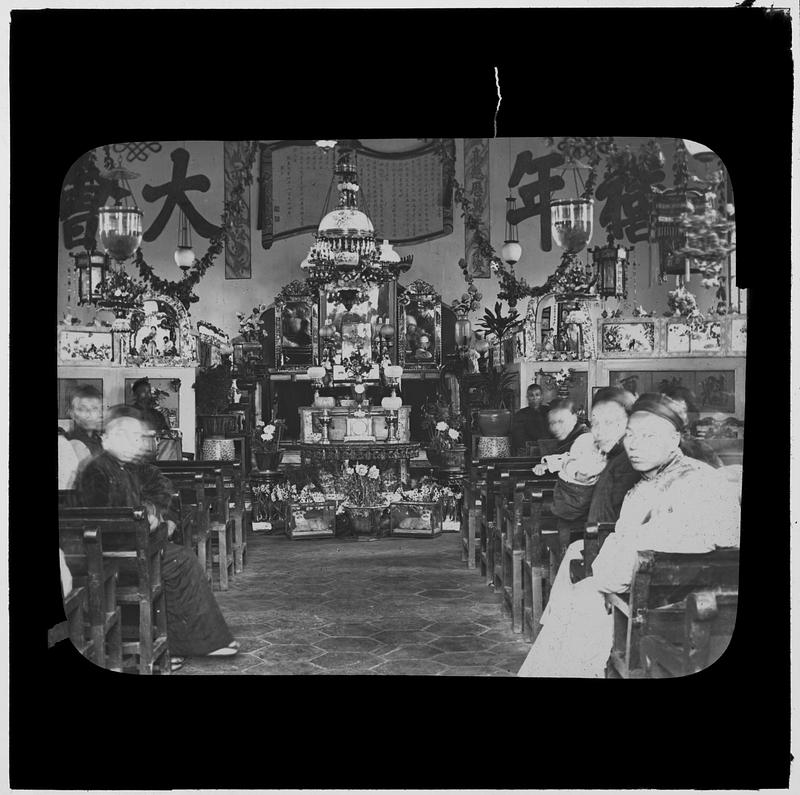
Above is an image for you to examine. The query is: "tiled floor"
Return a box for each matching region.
[175,530,531,675]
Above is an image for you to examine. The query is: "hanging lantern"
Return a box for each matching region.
[454,316,472,347]
[72,250,109,305]
[96,161,143,264]
[551,198,594,252]
[173,206,195,269]
[501,195,523,265]
[590,233,630,299]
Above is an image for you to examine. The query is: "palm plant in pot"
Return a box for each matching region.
[476,365,517,436]
[477,302,522,366]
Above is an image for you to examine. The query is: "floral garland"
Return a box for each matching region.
[127,141,259,310]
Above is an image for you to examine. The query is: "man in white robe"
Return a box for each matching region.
[518,393,741,678]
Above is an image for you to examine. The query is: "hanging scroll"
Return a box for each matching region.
[258,140,454,249]
[224,140,252,279]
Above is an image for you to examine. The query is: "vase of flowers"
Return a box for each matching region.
[341,463,387,535]
[252,420,284,471]
[421,397,467,468]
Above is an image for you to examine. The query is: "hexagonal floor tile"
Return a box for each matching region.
[425,621,488,636]
[368,616,431,632]
[314,636,383,653]
[261,628,330,645]
[382,644,442,661]
[254,644,324,662]
[431,635,497,653]
[478,628,521,643]
[244,660,324,675]
[371,659,447,676]
[417,589,471,600]
[319,621,378,637]
[373,629,436,648]
[310,651,385,670]
[430,650,498,667]
[437,665,501,676]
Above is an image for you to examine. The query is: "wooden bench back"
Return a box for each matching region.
[631,548,740,612]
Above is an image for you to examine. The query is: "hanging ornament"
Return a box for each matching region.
[501,194,523,266]
[173,206,196,270]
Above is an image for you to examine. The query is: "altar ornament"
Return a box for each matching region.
[72,250,110,306]
[96,159,144,264]
[381,364,403,412]
[317,408,333,444]
[301,147,413,292]
[307,365,327,403]
[537,366,575,398]
[590,233,631,300]
[501,194,523,266]
[454,315,472,347]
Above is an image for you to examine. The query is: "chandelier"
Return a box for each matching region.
[96,159,143,264]
[550,161,594,253]
[300,146,413,293]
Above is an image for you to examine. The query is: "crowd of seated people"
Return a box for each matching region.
[517,391,741,677]
[58,400,239,672]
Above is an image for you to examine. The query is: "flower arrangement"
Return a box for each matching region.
[451,270,483,315]
[60,337,113,361]
[666,286,700,318]
[552,367,574,386]
[341,462,385,507]
[252,422,280,453]
[398,477,457,505]
[420,396,465,451]
[237,304,268,341]
[341,347,374,383]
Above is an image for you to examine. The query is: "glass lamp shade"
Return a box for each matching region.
[307,366,326,381]
[384,365,403,380]
[551,198,594,252]
[454,317,472,346]
[97,205,143,262]
[474,338,490,354]
[501,240,522,266]
[320,323,336,339]
[174,245,196,269]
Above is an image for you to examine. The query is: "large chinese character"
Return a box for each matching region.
[596,167,665,244]
[141,147,220,242]
[507,151,565,251]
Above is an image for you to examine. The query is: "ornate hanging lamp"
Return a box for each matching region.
[71,249,110,306]
[550,160,594,253]
[173,206,196,270]
[501,194,522,266]
[96,159,143,264]
[590,233,631,300]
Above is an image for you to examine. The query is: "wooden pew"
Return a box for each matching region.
[500,484,528,632]
[60,507,170,675]
[521,481,558,641]
[163,471,213,586]
[48,586,94,661]
[58,522,123,671]
[640,588,739,677]
[606,548,740,678]
[158,461,242,583]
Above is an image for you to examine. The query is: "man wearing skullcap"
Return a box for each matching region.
[518,393,740,678]
[131,377,169,435]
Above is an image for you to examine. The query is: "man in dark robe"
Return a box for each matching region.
[66,384,104,458]
[131,378,170,435]
[538,398,589,456]
[511,383,552,455]
[74,408,237,664]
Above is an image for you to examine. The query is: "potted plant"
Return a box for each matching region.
[252,420,285,471]
[193,356,235,436]
[420,396,466,469]
[476,365,517,436]
[340,463,388,536]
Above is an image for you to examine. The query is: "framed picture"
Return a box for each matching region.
[58,327,114,364]
[57,378,103,420]
[598,318,659,358]
[124,378,181,427]
[274,282,318,372]
[728,315,747,354]
[399,279,441,372]
[663,318,725,357]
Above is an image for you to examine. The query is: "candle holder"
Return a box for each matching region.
[307,365,327,404]
[384,409,400,443]
[318,408,333,444]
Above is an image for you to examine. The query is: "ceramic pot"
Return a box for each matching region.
[345,505,383,535]
[477,409,512,436]
[254,450,284,471]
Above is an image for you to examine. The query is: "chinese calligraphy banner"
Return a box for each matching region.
[224,141,252,279]
[258,140,454,249]
[463,138,491,278]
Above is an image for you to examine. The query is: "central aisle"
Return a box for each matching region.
[176,531,531,675]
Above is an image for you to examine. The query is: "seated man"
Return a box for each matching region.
[511,383,551,455]
[547,387,634,540]
[66,384,104,463]
[534,398,590,462]
[74,407,238,668]
[518,393,740,678]
[131,378,170,436]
